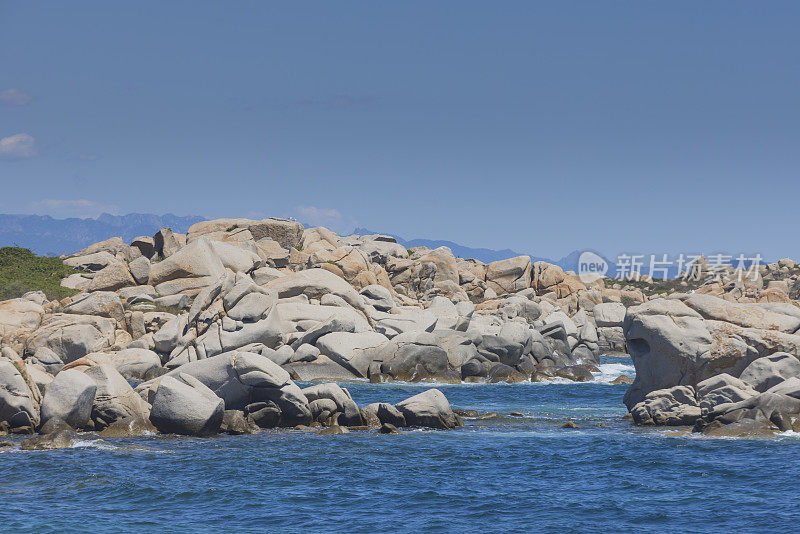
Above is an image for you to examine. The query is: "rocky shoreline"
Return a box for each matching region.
[1,216,800,445]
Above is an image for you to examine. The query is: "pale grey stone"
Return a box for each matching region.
[40,369,97,429]
[395,389,462,429]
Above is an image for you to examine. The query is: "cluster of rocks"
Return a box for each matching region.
[623,293,800,437]
[0,215,636,442]
[4,215,800,442]
[0,338,462,446]
[0,217,617,399]
[610,254,800,304]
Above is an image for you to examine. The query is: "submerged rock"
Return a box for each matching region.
[38,417,73,435]
[317,425,349,435]
[21,429,76,450]
[395,389,463,430]
[378,423,400,435]
[221,410,256,435]
[98,417,157,438]
[702,419,775,438]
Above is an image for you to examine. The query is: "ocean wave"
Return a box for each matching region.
[592,362,636,384]
[72,439,118,451]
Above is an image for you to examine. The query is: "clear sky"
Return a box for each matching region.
[1,1,798,259]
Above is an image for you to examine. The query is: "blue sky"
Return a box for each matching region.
[1,1,799,259]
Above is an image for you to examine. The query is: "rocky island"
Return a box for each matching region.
[2,216,799,447]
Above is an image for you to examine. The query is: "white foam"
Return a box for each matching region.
[592,362,636,384]
[72,439,117,451]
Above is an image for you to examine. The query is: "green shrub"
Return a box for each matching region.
[0,247,80,301]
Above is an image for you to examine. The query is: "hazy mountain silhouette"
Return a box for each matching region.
[0,213,205,256]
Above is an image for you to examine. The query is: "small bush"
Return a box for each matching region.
[0,247,80,301]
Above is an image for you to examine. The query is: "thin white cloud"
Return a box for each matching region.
[79,154,98,161]
[0,88,33,106]
[0,133,36,159]
[295,205,356,234]
[28,199,120,219]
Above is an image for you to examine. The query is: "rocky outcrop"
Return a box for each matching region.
[3,215,656,439]
[148,374,224,436]
[622,296,800,410]
[395,389,463,429]
[630,386,700,426]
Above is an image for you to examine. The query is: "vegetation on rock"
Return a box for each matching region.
[0,247,79,301]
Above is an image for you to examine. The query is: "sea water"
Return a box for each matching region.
[2,356,799,533]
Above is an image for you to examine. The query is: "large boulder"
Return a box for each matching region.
[622,299,713,409]
[378,335,452,382]
[476,332,526,367]
[738,353,800,392]
[630,385,700,426]
[592,302,626,327]
[485,256,532,296]
[88,262,135,292]
[226,292,275,322]
[208,241,262,274]
[129,256,151,285]
[418,247,460,287]
[249,218,304,249]
[148,238,226,287]
[0,297,45,338]
[533,261,566,292]
[27,314,116,364]
[624,298,800,410]
[152,314,188,354]
[153,228,183,259]
[64,251,119,272]
[395,389,462,429]
[315,331,389,377]
[107,348,163,380]
[40,369,97,429]
[64,291,125,322]
[696,373,758,414]
[375,309,437,337]
[130,236,156,259]
[264,268,373,325]
[301,383,363,426]
[684,294,800,333]
[85,364,150,429]
[360,285,395,311]
[697,392,800,432]
[284,355,359,382]
[0,360,40,429]
[140,352,310,425]
[149,374,224,436]
[361,402,406,428]
[73,236,127,258]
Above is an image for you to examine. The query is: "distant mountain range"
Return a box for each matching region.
[0,212,616,273]
[353,227,618,274]
[0,213,205,256]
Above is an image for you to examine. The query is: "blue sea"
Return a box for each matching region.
[3,356,800,533]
